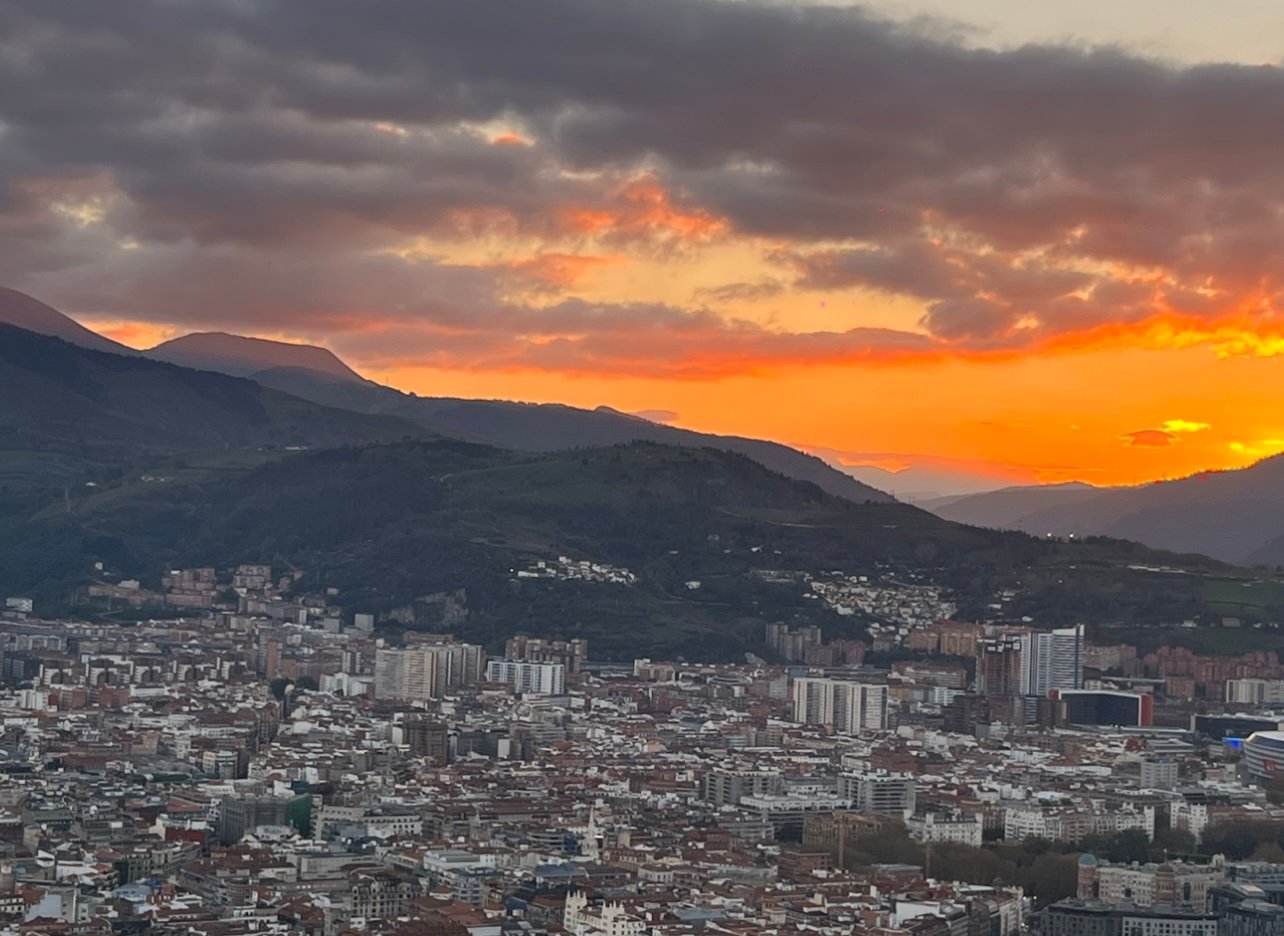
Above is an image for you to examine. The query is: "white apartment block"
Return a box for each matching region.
[485,659,566,695]
[838,771,917,819]
[1226,679,1284,705]
[792,678,888,733]
[906,811,983,847]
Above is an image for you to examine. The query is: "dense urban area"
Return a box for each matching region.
[6,566,1284,936]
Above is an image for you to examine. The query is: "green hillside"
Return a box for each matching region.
[0,437,1234,658]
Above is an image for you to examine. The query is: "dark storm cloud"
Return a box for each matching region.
[4,0,1284,357]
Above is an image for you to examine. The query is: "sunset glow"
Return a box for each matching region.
[7,1,1284,494]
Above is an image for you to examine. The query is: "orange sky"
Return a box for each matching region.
[360,341,1284,489]
[12,1,1284,496]
[86,301,1284,492]
[70,168,1284,493]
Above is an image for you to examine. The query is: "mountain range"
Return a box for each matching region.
[926,467,1284,567]
[0,282,1278,649]
[0,287,889,506]
[8,285,1284,569]
[0,351,1232,657]
[0,287,133,355]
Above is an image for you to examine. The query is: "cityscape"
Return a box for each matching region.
[7,1,1284,935]
[4,566,1284,935]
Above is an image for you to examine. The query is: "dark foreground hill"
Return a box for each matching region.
[0,436,1237,658]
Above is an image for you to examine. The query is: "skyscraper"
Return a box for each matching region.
[1021,625,1084,697]
[974,625,1085,727]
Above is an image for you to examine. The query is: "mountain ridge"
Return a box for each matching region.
[927,463,1284,565]
[250,366,894,503]
[0,286,892,504]
[0,323,425,519]
[0,435,1238,658]
[0,287,134,356]
[148,331,366,384]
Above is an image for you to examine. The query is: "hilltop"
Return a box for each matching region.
[0,324,423,517]
[928,461,1284,566]
[0,286,132,355]
[148,332,366,383]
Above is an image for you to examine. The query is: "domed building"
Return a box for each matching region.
[1077,853,1099,899]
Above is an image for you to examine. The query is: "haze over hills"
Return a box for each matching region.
[0,287,892,505]
[834,462,1033,501]
[923,483,1103,528]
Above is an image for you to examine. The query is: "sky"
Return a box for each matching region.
[4,1,1284,497]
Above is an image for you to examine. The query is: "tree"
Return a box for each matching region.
[1253,842,1284,862]
[931,845,1010,886]
[1021,853,1080,907]
[1104,829,1152,864]
[1153,826,1196,856]
[844,826,924,869]
[1201,821,1282,860]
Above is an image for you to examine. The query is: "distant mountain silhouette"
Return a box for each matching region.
[148,332,365,383]
[0,323,420,459]
[1,286,892,504]
[923,483,1102,530]
[0,287,133,355]
[927,467,1284,565]
[252,366,894,503]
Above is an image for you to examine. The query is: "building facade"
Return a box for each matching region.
[374,641,485,701]
[793,678,889,733]
[485,660,566,695]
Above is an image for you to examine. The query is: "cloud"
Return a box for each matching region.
[1229,439,1284,458]
[501,253,625,294]
[5,1,1284,373]
[1120,429,1178,447]
[694,280,786,303]
[1118,418,1211,448]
